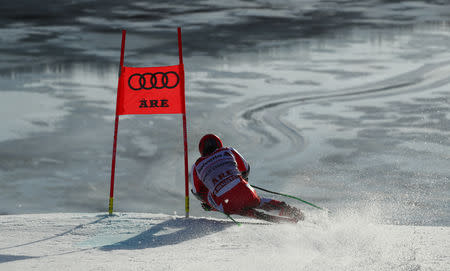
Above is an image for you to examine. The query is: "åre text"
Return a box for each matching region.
[139,99,169,108]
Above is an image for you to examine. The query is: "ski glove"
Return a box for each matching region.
[192,189,213,211]
[201,202,213,211]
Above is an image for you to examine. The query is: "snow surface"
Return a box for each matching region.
[1,212,449,271]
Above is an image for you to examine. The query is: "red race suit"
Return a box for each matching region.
[191,147,304,222]
[191,147,259,214]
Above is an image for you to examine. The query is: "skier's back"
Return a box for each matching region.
[191,134,304,223]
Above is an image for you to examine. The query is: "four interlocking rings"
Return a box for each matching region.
[128,72,180,91]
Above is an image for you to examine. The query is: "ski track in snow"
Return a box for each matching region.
[231,58,450,157]
[0,212,449,271]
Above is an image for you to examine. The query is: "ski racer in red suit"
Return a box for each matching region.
[191,134,304,223]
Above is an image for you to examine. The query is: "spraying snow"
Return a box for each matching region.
[1,212,448,270]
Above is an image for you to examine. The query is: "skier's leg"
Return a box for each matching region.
[219,181,261,214]
[258,198,286,211]
[258,198,304,221]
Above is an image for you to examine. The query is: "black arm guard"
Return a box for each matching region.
[241,164,250,181]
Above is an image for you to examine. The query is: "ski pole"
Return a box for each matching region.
[251,184,327,211]
[215,208,241,226]
[224,213,241,226]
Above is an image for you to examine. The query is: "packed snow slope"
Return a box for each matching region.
[0,212,448,271]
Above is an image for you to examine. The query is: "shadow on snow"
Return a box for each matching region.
[100,217,233,251]
[0,254,36,264]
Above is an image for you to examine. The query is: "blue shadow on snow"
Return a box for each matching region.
[100,217,233,250]
[0,254,37,264]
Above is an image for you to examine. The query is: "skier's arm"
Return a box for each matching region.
[191,165,209,202]
[191,165,215,211]
[191,189,213,211]
[241,164,250,181]
[230,148,250,180]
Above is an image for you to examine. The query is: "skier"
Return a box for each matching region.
[191,134,304,223]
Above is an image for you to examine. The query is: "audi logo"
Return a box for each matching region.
[128,72,180,90]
